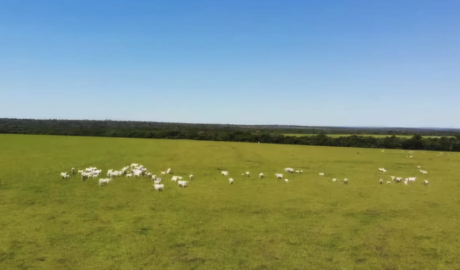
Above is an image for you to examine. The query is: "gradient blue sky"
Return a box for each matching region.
[1,1,459,127]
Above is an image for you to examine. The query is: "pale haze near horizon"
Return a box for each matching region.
[0,1,459,128]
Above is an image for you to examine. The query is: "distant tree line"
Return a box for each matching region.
[1,118,459,152]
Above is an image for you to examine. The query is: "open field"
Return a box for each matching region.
[1,134,460,269]
[283,134,450,138]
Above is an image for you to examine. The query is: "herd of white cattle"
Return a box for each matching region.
[60,164,190,191]
[376,166,430,186]
[60,163,431,191]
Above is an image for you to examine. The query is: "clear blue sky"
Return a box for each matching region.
[1,1,459,128]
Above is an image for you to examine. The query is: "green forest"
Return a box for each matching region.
[1,118,459,152]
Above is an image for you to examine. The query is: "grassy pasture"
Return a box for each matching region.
[0,134,459,270]
[283,134,449,138]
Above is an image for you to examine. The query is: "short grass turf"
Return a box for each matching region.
[0,134,459,270]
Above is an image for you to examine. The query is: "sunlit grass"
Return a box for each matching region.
[0,134,459,269]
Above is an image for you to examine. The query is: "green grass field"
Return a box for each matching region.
[283,134,449,138]
[1,134,459,270]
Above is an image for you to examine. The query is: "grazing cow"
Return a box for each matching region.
[285,179,289,182]
[126,173,133,178]
[344,178,348,184]
[387,181,391,184]
[275,173,283,179]
[319,173,324,176]
[229,178,234,184]
[259,173,264,179]
[424,180,429,186]
[221,171,229,176]
[177,180,188,188]
[284,168,294,173]
[246,172,250,177]
[81,173,91,181]
[379,179,383,184]
[190,174,193,180]
[153,184,164,191]
[171,176,178,181]
[166,168,172,174]
[332,178,337,182]
[99,178,112,186]
[391,176,395,181]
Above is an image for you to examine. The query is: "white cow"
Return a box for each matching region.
[178,180,188,187]
[284,168,294,173]
[275,173,283,179]
[166,168,172,174]
[190,174,193,180]
[245,172,250,177]
[424,180,429,186]
[99,178,112,186]
[154,178,162,184]
[391,176,395,181]
[379,179,383,184]
[319,173,324,176]
[387,181,391,184]
[229,178,234,184]
[126,173,133,178]
[81,173,91,181]
[285,179,289,182]
[344,178,348,184]
[161,172,166,175]
[133,170,142,178]
[171,176,178,181]
[221,171,229,176]
[332,178,337,182]
[153,184,164,191]
[259,173,264,179]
